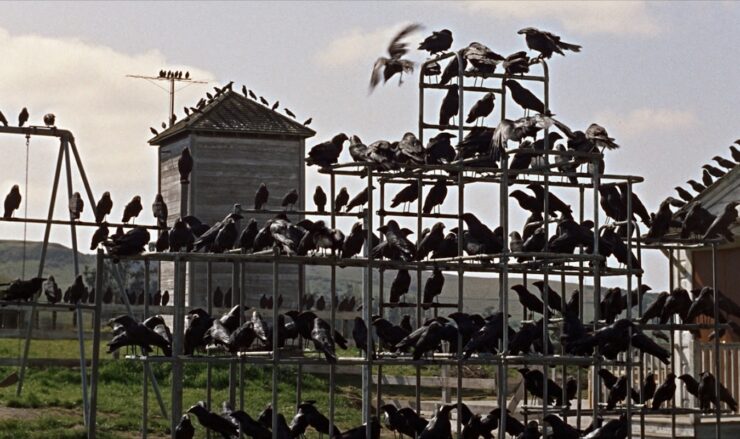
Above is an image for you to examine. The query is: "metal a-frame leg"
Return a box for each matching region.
[16,140,65,396]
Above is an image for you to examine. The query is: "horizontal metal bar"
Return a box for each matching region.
[0,301,96,311]
[0,125,73,139]
[123,353,640,368]
[0,216,161,230]
[420,83,503,94]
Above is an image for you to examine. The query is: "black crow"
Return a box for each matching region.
[703,163,726,178]
[439,51,467,85]
[381,404,427,438]
[95,191,113,224]
[372,317,410,351]
[632,331,670,364]
[504,79,546,114]
[235,218,258,252]
[313,186,327,212]
[306,133,348,168]
[281,188,299,210]
[121,196,143,223]
[107,314,171,355]
[89,222,109,250]
[18,107,28,127]
[503,50,530,75]
[646,199,675,242]
[519,368,564,407]
[543,414,578,439]
[373,220,416,261]
[346,186,373,211]
[641,373,657,404]
[169,218,195,251]
[464,42,503,76]
[353,317,374,358]
[660,287,692,323]
[703,201,738,241]
[5,185,24,218]
[177,147,193,182]
[1,277,45,303]
[439,84,460,126]
[652,373,676,409]
[391,183,418,210]
[512,284,544,315]
[687,179,705,193]
[253,183,269,210]
[370,23,422,90]
[229,410,270,439]
[334,187,349,212]
[532,281,563,313]
[714,155,736,169]
[463,312,506,358]
[417,222,445,259]
[335,417,380,439]
[174,414,195,439]
[396,132,425,166]
[640,291,668,324]
[425,132,456,164]
[527,183,572,218]
[675,186,694,202]
[341,222,365,259]
[104,227,150,258]
[389,269,411,303]
[422,268,444,306]
[187,401,238,439]
[680,202,716,238]
[466,92,495,124]
[0,110,7,126]
[422,178,447,214]
[457,126,495,159]
[702,168,714,187]
[418,29,452,54]
[311,317,337,363]
[585,123,619,150]
[616,183,651,227]
[420,404,453,439]
[518,27,581,59]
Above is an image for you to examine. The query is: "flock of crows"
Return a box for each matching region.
[148,77,312,137]
[2,23,740,439]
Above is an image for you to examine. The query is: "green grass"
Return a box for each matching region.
[0,340,506,438]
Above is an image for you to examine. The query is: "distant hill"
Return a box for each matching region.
[0,240,96,288]
[0,240,597,321]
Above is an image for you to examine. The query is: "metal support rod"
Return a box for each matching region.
[364,164,374,437]
[88,250,104,438]
[17,140,65,396]
[712,244,721,439]
[170,256,184,438]
[62,137,90,429]
[142,260,150,439]
[206,262,213,439]
[228,263,238,408]
[271,248,280,436]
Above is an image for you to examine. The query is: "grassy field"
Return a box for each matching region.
[0,339,501,438]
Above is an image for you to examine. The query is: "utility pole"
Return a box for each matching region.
[127,70,207,127]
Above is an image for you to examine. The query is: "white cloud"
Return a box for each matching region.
[595,108,697,138]
[460,1,660,36]
[317,22,420,67]
[0,27,214,245]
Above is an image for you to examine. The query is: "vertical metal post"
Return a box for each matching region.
[296,263,305,408]
[17,140,65,397]
[206,262,213,439]
[142,260,150,439]
[229,263,238,408]
[88,249,104,439]
[497,151,508,439]
[170,256,184,438]
[669,248,677,438]
[625,183,634,439]
[61,138,90,428]
[364,165,374,438]
[375,181,385,416]
[271,248,280,436]
[712,244,721,439]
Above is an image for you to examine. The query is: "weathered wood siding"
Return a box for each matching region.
[158,134,305,307]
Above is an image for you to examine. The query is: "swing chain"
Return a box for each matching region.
[21,134,30,279]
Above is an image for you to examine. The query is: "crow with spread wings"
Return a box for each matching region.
[370,23,423,92]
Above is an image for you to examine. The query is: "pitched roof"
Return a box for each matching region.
[148,91,315,145]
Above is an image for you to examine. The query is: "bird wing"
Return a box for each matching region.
[387,23,423,58]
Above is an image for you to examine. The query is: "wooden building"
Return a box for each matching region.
[149,91,315,307]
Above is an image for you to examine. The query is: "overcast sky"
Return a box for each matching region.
[0,1,738,288]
